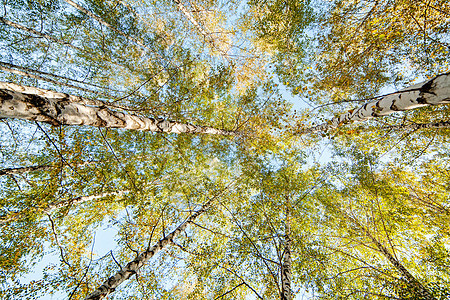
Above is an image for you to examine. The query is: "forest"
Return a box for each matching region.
[0,0,449,299]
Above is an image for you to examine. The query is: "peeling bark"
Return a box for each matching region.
[301,72,450,134]
[0,82,236,135]
[0,61,120,95]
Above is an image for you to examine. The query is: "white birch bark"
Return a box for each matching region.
[0,160,95,177]
[281,207,293,300]
[42,191,129,214]
[0,82,236,135]
[174,0,209,38]
[84,194,217,300]
[301,72,450,134]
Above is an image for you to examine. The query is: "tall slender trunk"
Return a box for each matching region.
[84,191,222,300]
[281,204,293,300]
[0,164,52,176]
[0,64,149,112]
[42,191,129,214]
[301,72,450,134]
[348,214,435,300]
[0,191,128,226]
[174,0,209,38]
[0,82,236,135]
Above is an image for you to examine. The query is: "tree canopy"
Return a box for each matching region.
[0,0,449,299]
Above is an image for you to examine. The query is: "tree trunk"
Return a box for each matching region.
[301,72,450,134]
[174,0,210,39]
[84,192,220,300]
[281,205,293,300]
[42,191,129,214]
[0,82,236,135]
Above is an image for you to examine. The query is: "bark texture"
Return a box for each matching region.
[349,215,435,300]
[0,164,51,176]
[84,195,218,300]
[0,191,128,226]
[301,72,450,134]
[173,0,229,58]
[0,82,235,135]
[0,61,119,94]
[383,120,450,131]
[0,17,83,51]
[281,206,293,300]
